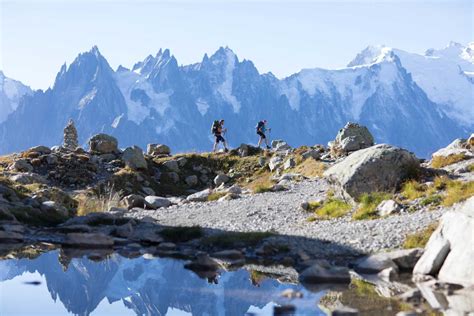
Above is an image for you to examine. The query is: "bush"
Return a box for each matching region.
[431,153,468,168]
[403,223,438,249]
[314,198,351,220]
[353,192,392,220]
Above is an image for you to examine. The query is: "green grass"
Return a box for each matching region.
[431,153,468,168]
[420,194,443,207]
[352,192,392,220]
[401,180,427,200]
[313,198,351,220]
[207,192,227,201]
[403,223,438,249]
[159,226,204,242]
[253,184,273,194]
[202,231,274,247]
[442,180,474,206]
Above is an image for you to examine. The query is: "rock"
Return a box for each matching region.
[184,253,221,271]
[163,160,179,172]
[355,253,399,273]
[376,199,401,217]
[132,229,163,244]
[45,155,58,165]
[114,222,134,238]
[258,156,266,167]
[211,249,244,260]
[300,202,310,211]
[218,193,240,201]
[63,233,114,248]
[329,122,374,157]
[122,146,147,170]
[121,194,146,209]
[299,262,351,284]
[9,173,47,185]
[302,149,321,160]
[176,157,187,167]
[98,153,116,162]
[186,189,211,202]
[269,156,283,172]
[214,174,230,187]
[271,184,287,192]
[29,145,51,155]
[280,289,304,299]
[9,159,33,172]
[144,196,171,209]
[431,138,473,160]
[378,267,399,282]
[283,157,296,170]
[147,144,171,156]
[142,187,155,196]
[88,133,118,154]
[414,197,474,286]
[237,143,249,157]
[331,306,359,316]
[324,144,420,200]
[226,185,242,195]
[40,201,68,217]
[387,248,424,270]
[157,242,176,251]
[199,174,209,184]
[165,172,179,184]
[0,230,24,242]
[185,175,198,187]
[63,119,79,150]
[272,140,291,151]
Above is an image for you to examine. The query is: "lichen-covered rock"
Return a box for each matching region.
[122,146,147,170]
[324,144,420,200]
[88,133,118,154]
[9,159,33,172]
[29,145,51,155]
[147,144,171,156]
[329,122,374,157]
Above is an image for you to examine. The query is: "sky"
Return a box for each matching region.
[0,0,472,90]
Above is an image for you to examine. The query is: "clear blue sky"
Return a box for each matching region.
[1,0,472,89]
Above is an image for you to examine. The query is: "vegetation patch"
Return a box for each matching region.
[312,198,351,220]
[420,194,443,207]
[431,153,468,168]
[401,180,428,200]
[159,226,204,242]
[202,231,274,248]
[286,158,325,178]
[76,186,122,216]
[442,180,474,206]
[468,163,474,173]
[207,192,227,201]
[353,192,392,220]
[403,223,438,249]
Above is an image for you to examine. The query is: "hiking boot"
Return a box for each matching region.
[266,146,271,149]
[224,148,229,153]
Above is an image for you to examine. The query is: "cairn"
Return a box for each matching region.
[63,119,79,150]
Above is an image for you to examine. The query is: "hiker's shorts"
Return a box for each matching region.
[215,135,225,143]
[257,131,266,139]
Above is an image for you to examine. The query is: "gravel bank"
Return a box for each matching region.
[128,179,443,258]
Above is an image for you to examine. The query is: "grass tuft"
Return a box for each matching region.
[442,180,474,206]
[431,153,468,168]
[352,192,392,220]
[77,185,122,216]
[253,184,274,194]
[403,223,438,249]
[207,192,227,201]
[401,180,427,200]
[313,198,351,220]
[286,158,326,178]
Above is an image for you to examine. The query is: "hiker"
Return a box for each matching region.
[256,120,271,149]
[212,119,229,152]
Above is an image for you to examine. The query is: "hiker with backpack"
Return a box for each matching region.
[212,119,229,153]
[256,120,271,149]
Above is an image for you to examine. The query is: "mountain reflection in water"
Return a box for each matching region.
[0,250,325,315]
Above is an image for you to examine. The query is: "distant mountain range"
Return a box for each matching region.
[1,42,473,157]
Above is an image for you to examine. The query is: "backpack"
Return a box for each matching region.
[256,121,264,131]
[211,120,220,134]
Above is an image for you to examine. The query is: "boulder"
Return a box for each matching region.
[163,160,179,172]
[121,194,146,209]
[299,262,351,284]
[184,253,221,271]
[226,185,242,195]
[329,122,374,156]
[283,157,296,170]
[147,144,171,156]
[269,156,283,172]
[355,254,399,273]
[272,140,291,151]
[88,134,118,154]
[187,189,211,202]
[63,233,114,248]
[414,197,474,287]
[302,149,321,160]
[122,146,147,170]
[45,155,58,165]
[431,138,473,159]
[323,144,419,200]
[185,175,198,187]
[29,145,51,155]
[214,174,230,187]
[144,196,171,209]
[376,199,401,217]
[176,157,187,167]
[9,173,47,185]
[9,159,33,172]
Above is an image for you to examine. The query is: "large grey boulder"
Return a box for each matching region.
[29,145,51,155]
[414,197,474,287]
[185,175,198,187]
[187,189,211,202]
[122,146,147,170]
[431,138,473,159]
[214,174,230,187]
[144,196,172,209]
[163,160,179,172]
[329,122,374,157]
[147,144,171,156]
[269,156,283,172]
[324,144,420,200]
[88,134,118,154]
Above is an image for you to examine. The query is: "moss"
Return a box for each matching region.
[403,223,438,249]
[202,231,274,248]
[431,153,468,168]
[353,192,392,220]
[207,192,227,201]
[442,180,474,206]
[159,226,204,242]
[314,198,351,220]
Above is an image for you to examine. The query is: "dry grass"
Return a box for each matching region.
[241,170,274,193]
[401,180,427,200]
[431,153,468,168]
[353,192,392,220]
[76,185,123,216]
[442,180,474,206]
[286,158,326,178]
[403,223,438,249]
[207,191,227,201]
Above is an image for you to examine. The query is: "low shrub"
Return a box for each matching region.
[420,194,442,207]
[77,185,122,216]
[353,192,392,220]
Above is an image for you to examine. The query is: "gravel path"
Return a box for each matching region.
[128,179,443,258]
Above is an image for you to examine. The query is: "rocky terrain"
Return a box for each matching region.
[1,121,473,315]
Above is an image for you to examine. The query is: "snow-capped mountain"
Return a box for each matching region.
[0,42,472,157]
[0,71,32,123]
